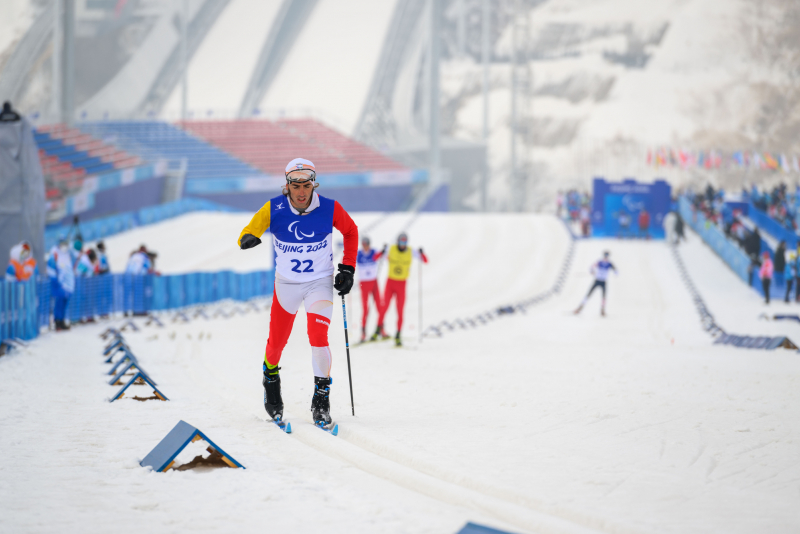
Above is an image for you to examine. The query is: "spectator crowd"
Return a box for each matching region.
[746,183,800,233]
[685,184,800,305]
[557,189,592,237]
[5,236,159,331]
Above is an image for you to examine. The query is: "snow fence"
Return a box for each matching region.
[1,270,274,345]
[0,280,39,343]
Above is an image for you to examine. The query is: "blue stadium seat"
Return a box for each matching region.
[79,121,261,181]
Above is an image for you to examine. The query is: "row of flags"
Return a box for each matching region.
[647,148,800,172]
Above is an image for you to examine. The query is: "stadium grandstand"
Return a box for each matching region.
[79,121,261,181]
[180,119,407,175]
[35,124,142,201]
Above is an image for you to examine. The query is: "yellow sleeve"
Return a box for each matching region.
[238,200,271,246]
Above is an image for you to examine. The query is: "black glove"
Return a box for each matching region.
[418,247,424,255]
[382,245,388,254]
[334,264,355,296]
[240,234,261,250]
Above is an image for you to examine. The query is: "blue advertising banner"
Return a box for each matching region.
[591,178,672,239]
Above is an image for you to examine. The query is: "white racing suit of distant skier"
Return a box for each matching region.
[585,259,616,300]
[239,192,358,377]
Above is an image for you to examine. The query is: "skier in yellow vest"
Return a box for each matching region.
[372,232,427,346]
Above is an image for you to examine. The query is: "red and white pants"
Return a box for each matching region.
[360,279,381,329]
[377,278,406,333]
[265,275,333,378]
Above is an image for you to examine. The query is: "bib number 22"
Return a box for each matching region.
[291,259,314,273]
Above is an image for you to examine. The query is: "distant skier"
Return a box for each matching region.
[356,236,385,342]
[238,158,358,430]
[371,232,428,346]
[574,251,617,317]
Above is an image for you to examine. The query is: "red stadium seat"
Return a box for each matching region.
[179,118,406,175]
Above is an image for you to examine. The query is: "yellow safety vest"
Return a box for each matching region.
[388,245,413,281]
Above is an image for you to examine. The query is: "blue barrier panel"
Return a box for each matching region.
[680,197,790,299]
[3,269,273,344]
[0,280,38,343]
[679,198,752,285]
[592,178,672,238]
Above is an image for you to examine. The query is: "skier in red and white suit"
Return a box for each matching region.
[356,236,385,342]
[239,158,358,428]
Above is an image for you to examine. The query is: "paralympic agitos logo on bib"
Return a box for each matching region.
[288,221,315,240]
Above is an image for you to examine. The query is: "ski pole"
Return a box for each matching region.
[341,295,355,416]
[419,258,423,344]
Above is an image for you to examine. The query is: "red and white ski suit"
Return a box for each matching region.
[239,192,358,377]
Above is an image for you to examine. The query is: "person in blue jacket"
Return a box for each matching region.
[52,238,76,331]
[785,251,797,303]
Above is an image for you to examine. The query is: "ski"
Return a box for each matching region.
[269,416,292,433]
[314,421,339,436]
[353,337,392,348]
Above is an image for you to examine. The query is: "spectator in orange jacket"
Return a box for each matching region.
[5,241,37,282]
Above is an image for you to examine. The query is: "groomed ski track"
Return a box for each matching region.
[2,213,800,533]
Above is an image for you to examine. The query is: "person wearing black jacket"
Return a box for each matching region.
[674,213,685,242]
[744,228,762,286]
[774,240,787,291]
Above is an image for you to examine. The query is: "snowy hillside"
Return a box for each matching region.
[160,0,397,129]
[2,212,800,533]
[0,0,36,70]
[258,0,398,134]
[448,0,761,209]
[161,0,283,117]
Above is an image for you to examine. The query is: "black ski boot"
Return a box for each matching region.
[262,364,283,420]
[311,376,333,425]
[395,332,402,347]
[370,324,390,341]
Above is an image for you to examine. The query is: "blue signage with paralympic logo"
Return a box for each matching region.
[591,178,671,239]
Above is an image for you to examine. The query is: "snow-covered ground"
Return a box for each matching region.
[2,212,800,534]
[89,211,276,275]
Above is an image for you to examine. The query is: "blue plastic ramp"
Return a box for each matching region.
[140,420,245,472]
[110,371,168,402]
[457,523,518,534]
